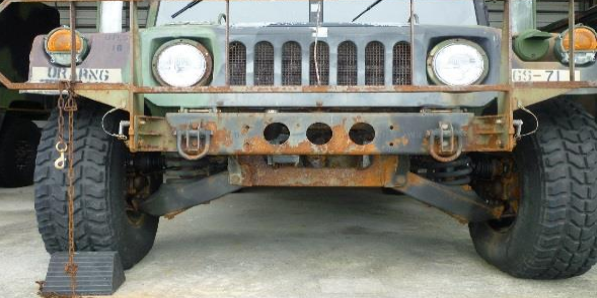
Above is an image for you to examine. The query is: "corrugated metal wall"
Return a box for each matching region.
[48,2,149,33]
[49,1,579,33]
[487,0,577,28]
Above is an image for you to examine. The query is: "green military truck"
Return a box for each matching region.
[8,0,597,279]
[0,1,58,187]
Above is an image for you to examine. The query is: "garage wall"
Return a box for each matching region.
[48,0,581,33]
[487,0,577,29]
[48,2,149,33]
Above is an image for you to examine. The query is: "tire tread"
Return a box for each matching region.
[520,99,597,279]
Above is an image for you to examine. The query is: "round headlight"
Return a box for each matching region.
[427,39,488,86]
[152,40,212,87]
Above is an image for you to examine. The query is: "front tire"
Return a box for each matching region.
[470,99,597,279]
[34,103,159,269]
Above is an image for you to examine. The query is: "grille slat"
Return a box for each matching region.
[393,42,412,85]
[254,41,274,86]
[282,42,302,86]
[337,41,358,86]
[309,42,330,85]
[228,41,246,86]
[365,41,385,86]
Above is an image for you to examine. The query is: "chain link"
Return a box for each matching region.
[55,81,79,298]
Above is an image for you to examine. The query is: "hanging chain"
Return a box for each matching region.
[54,86,67,170]
[55,81,79,298]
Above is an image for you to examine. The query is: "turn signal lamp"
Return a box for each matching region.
[561,27,597,51]
[555,25,597,65]
[46,28,83,52]
[44,27,88,66]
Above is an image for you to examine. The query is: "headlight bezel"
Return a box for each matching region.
[427,39,489,86]
[151,39,213,87]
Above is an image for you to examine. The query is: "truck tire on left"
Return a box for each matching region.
[34,102,159,269]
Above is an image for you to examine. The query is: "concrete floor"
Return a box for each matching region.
[1,187,596,298]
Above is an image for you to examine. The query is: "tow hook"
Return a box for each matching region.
[427,121,465,163]
[175,123,212,161]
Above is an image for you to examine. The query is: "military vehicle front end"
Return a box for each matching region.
[2,0,597,279]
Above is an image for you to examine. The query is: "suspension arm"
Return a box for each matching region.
[392,172,503,222]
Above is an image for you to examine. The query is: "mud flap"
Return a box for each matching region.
[41,252,125,296]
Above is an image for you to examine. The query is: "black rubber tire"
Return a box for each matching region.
[34,102,159,269]
[0,116,40,188]
[470,99,597,279]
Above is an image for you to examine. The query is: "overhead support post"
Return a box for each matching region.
[569,0,576,81]
[409,0,415,84]
[69,1,77,83]
[225,0,230,85]
[309,0,323,23]
[99,1,124,33]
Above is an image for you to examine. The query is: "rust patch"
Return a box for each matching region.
[391,136,410,147]
[238,156,398,187]
[222,123,381,155]
[241,124,251,135]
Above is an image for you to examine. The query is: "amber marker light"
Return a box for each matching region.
[555,25,597,65]
[46,28,83,52]
[561,27,597,51]
[44,27,89,66]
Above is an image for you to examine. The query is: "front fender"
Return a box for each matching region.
[26,33,131,108]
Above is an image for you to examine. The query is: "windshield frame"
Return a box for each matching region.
[148,0,489,28]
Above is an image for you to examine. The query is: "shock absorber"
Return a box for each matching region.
[411,156,473,186]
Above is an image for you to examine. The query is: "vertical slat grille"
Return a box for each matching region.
[393,42,412,85]
[365,41,385,86]
[228,41,246,85]
[309,42,330,85]
[337,41,357,86]
[282,41,302,86]
[254,41,274,86]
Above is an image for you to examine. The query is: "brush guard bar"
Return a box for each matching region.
[0,0,593,155]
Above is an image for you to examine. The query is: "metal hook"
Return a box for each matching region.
[54,142,68,170]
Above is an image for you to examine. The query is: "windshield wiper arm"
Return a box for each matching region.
[352,0,385,22]
[171,0,205,19]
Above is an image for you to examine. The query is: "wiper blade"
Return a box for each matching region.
[352,0,385,22]
[171,0,205,19]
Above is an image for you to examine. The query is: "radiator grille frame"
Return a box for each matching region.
[228,41,247,86]
[365,41,385,86]
[337,41,358,86]
[393,42,412,86]
[254,41,275,86]
[229,38,413,87]
[309,41,330,86]
[282,41,302,86]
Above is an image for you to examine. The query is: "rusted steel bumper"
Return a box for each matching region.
[134,112,511,155]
